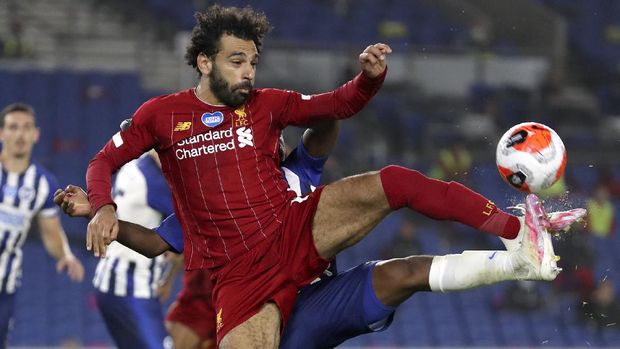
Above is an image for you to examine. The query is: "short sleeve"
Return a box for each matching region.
[281,139,327,188]
[39,169,60,217]
[154,214,184,253]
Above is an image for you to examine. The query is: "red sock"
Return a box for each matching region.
[379,165,519,239]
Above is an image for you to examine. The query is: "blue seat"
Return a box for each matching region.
[0,71,20,106]
[496,312,535,346]
[601,328,620,347]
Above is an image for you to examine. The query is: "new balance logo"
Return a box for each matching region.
[174,122,192,131]
[236,127,254,148]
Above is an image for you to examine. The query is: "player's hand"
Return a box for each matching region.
[157,280,174,303]
[87,205,119,258]
[56,254,85,282]
[54,185,94,218]
[157,252,183,302]
[359,43,392,79]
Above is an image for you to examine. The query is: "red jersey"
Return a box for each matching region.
[87,71,386,269]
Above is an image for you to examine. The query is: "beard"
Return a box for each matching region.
[209,64,252,108]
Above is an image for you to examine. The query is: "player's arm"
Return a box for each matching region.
[302,119,340,158]
[279,43,391,127]
[157,252,184,302]
[282,124,336,194]
[36,215,85,282]
[54,186,179,258]
[87,104,159,258]
[282,118,339,189]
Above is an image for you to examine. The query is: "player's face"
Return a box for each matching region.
[0,111,39,159]
[209,34,258,107]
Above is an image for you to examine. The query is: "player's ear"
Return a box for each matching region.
[197,53,213,76]
[32,126,40,143]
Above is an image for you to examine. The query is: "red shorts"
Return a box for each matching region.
[211,186,329,344]
[166,269,216,341]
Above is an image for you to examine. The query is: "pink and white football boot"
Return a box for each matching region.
[547,208,587,232]
[502,194,562,280]
[501,203,586,251]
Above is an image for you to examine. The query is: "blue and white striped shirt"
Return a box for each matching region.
[93,154,174,298]
[0,162,59,294]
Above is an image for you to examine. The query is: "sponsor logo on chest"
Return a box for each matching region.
[201,111,224,128]
[174,106,255,160]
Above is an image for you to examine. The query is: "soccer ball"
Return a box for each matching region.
[496,122,567,193]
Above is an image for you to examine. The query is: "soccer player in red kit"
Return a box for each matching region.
[87,5,388,347]
[85,5,562,348]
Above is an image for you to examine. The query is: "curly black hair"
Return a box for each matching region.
[185,5,272,75]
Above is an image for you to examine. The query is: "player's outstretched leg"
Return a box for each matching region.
[219,303,281,349]
[312,171,391,258]
[373,194,564,309]
[313,165,521,259]
[313,165,585,260]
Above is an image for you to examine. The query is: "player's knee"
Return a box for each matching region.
[379,166,434,209]
[403,256,433,290]
[380,165,425,181]
[373,257,432,306]
[380,256,432,291]
[166,323,200,349]
[351,171,385,204]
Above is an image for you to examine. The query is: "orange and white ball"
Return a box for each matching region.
[496,122,567,193]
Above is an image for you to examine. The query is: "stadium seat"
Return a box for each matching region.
[496,312,535,346]
[0,71,20,106]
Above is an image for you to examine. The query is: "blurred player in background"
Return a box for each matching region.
[92,149,175,349]
[0,103,84,348]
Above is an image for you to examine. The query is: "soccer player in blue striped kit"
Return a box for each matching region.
[56,119,585,348]
[91,149,175,349]
[0,103,84,348]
